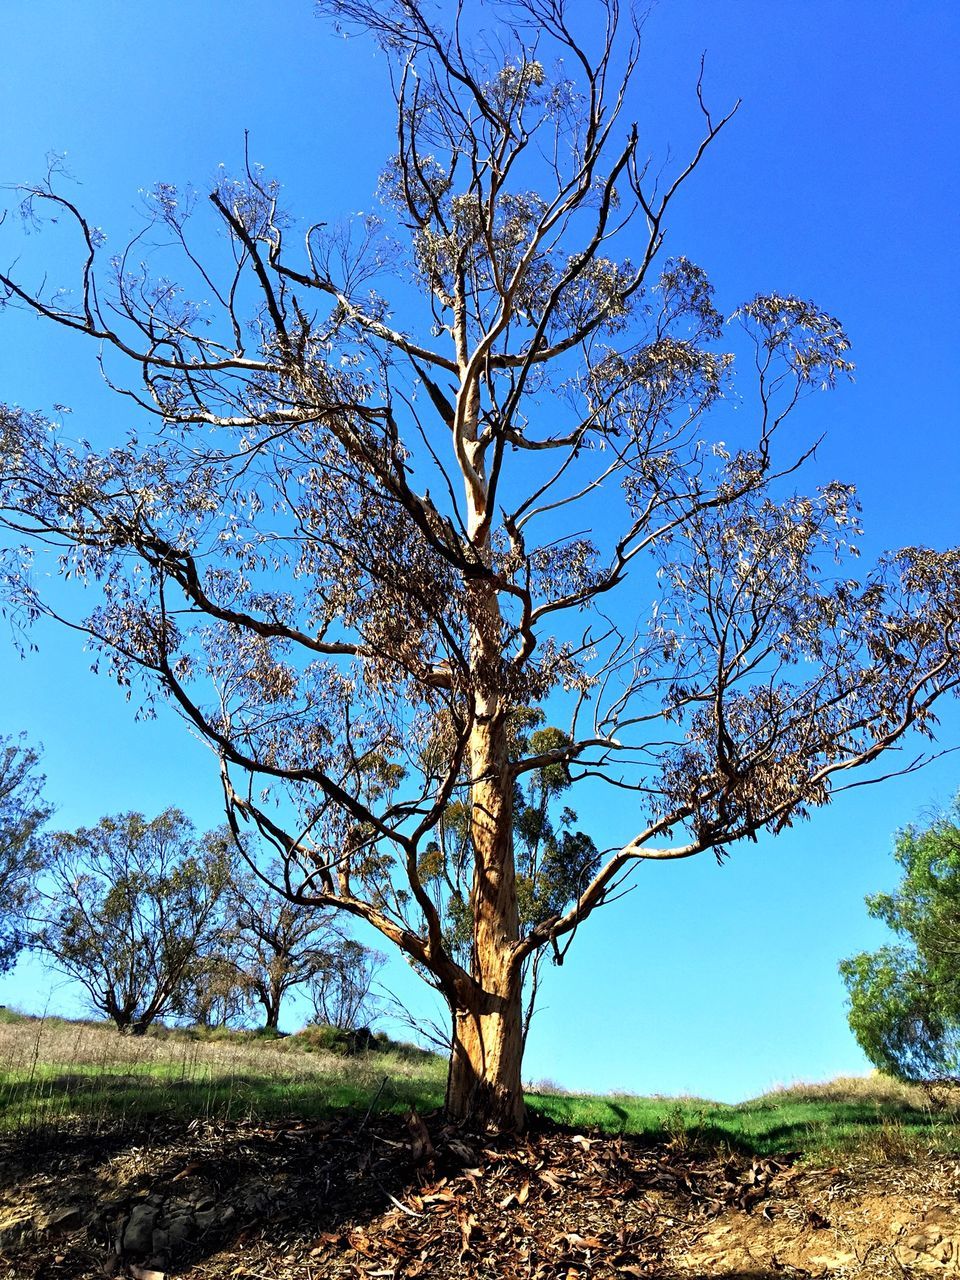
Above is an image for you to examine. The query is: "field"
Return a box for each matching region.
[0,1009,955,1159]
[0,1009,447,1132]
[1,1011,959,1279]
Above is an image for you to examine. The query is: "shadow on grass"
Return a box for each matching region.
[0,1092,953,1277]
[0,1066,957,1276]
[526,1092,960,1156]
[0,1067,445,1133]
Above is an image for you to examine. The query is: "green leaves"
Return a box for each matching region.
[37,809,230,1033]
[0,734,50,973]
[840,801,960,1082]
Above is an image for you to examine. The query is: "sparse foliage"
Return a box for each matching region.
[841,801,960,1084]
[174,948,250,1031]
[0,734,50,972]
[224,866,351,1030]
[2,0,959,1127]
[308,938,386,1031]
[36,810,230,1034]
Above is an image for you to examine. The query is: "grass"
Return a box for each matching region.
[0,1010,446,1132]
[0,1009,956,1158]
[529,1074,960,1158]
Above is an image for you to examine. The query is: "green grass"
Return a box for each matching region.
[0,1010,446,1131]
[528,1077,960,1157]
[0,1010,956,1158]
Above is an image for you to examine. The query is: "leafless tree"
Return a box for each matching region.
[2,1,959,1127]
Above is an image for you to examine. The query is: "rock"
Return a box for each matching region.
[0,1213,35,1247]
[807,1249,858,1270]
[122,1203,159,1255]
[892,1206,958,1271]
[165,1214,195,1248]
[150,1226,170,1255]
[144,1252,169,1275]
[39,1205,83,1234]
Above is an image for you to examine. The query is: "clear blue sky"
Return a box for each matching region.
[1,1,958,1101]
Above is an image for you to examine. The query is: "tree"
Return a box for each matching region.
[420,707,599,1049]
[2,1,959,1128]
[309,938,386,1031]
[0,734,51,972]
[173,948,250,1031]
[37,810,229,1033]
[840,802,960,1084]
[224,865,349,1030]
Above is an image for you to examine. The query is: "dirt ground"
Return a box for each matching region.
[0,1113,958,1279]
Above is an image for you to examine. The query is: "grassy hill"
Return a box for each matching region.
[0,1009,956,1158]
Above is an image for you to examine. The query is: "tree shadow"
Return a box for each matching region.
[0,1092,948,1277]
[0,1107,442,1275]
[0,1106,805,1278]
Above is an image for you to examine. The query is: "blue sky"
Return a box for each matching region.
[1,1,958,1101]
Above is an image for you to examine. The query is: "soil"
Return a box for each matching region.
[0,1113,957,1279]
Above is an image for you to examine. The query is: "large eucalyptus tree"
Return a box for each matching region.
[2,1,959,1128]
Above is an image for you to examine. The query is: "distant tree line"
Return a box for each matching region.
[0,734,383,1035]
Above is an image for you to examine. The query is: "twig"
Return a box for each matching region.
[374,1179,425,1218]
[359,1076,389,1132]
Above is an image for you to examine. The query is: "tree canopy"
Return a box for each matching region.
[840,801,960,1084]
[0,734,50,972]
[36,809,230,1034]
[2,0,959,1127]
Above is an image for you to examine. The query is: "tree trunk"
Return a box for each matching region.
[446,969,525,1131]
[444,703,526,1131]
[262,992,280,1030]
[446,352,526,1131]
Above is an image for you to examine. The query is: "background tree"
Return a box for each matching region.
[840,801,960,1084]
[36,809,230,1034]
[0,734,50,972]
[309,938,386,1032]
[224,865,349,1031]
[174,948,250,1031]
[2,0,960,1128]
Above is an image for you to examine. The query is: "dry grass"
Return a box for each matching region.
[0,1014,434,1081]
[759,1073,932,1109]
[0,1011,446,1132]
[1,1013,957,1159]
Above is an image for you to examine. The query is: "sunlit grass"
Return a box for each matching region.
[0,1010,956,1158]
[0,1010,446,1132]
[528,1073,960,1157]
